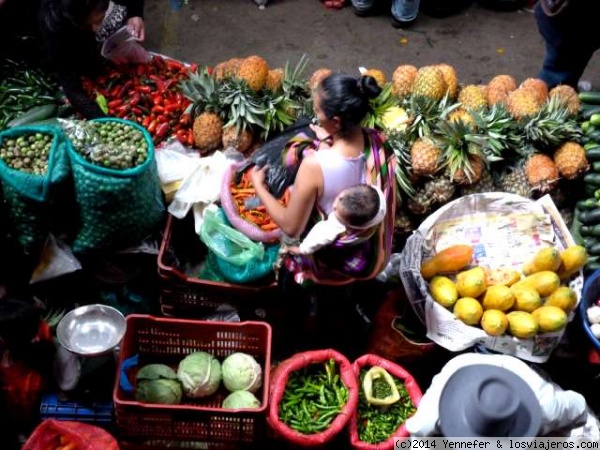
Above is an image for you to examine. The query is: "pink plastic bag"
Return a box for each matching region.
[101,26,152,65]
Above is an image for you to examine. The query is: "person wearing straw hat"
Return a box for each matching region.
[405,353,599,438]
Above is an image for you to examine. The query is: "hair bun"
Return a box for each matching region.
[358,75,382,100]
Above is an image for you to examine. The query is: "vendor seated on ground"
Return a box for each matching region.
[288,184,387,256]
[38,0,145,119]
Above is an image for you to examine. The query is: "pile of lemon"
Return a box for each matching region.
[426,245,587,338]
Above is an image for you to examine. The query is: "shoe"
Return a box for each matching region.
[578,80,593,92]
[351,0,374,16]
[391,15,417,27]
[391,0,420,27]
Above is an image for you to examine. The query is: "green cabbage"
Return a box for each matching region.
[135,379,182,404]
[222,352,262,393]
[135,364,182,404]
[177,351,222,398]
[222,390,261,410]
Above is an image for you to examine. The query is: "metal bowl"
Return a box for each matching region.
[57,305,126,357]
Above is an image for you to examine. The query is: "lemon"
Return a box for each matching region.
[456,267,487,298]
[511,286,542,313]
[506,311,539,339]
[430,276,459,308]
[454,297,484,325]
[481,309,508,336]
[545,286,577,313]
[532,306,567,333]
[482,285,515,311]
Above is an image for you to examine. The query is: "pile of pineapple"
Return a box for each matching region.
[354,64,588,249]
[422,244,587,339]
[179,55,311,155]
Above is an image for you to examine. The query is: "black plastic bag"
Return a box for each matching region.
[235,116,315,199]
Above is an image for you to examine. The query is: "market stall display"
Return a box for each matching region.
[0,125,71,255]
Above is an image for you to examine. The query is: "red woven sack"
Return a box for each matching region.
[23,419,119,450]
[268,349,359,447]
[349,354,423,450]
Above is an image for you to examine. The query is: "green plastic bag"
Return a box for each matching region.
[66,118,164,253]
[199,207,264,266]
[199,207,278,284]
[0,125,70,255]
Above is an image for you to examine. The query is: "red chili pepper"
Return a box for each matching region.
[176,129,187,141]
[152,105,165,115]
[136,64,147,76]
[147,120,158,134]
[108,99,123,108]
[110,86,121,98]
[166,59,183,71]
[164,103,180,114]
[151,76,166,92]
[137,85,152,94]
[153,56,166,70]
[186,132,194,147]
[155,122,170,140]
[142,116,151,128]
[132,107,143,116]
[179,114,192,126]
[156,115,168,124]
[189,63,198,73]
[153,95,164,106]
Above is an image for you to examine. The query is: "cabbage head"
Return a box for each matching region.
[222,390,261,410]
[135,364,182,404]
[222,352,262,393]
[177,351,222,398]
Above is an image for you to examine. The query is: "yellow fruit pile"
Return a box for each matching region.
[427,245,587,339]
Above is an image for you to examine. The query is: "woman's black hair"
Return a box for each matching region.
[42,0,109,31]
[318,74,382,136]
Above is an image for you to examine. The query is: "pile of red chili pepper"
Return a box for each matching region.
[82,56,197,145]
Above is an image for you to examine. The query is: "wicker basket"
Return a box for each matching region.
[114,315,272,445]
[157,214,277,318]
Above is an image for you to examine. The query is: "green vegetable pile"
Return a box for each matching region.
[0,59,60,130]
[67,121,148,170]
[279,359,349,435]
[357,369,416,444]
[0,132,52,174]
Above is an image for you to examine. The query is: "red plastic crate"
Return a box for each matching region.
[114,315,272,445]
[157,214,277,318]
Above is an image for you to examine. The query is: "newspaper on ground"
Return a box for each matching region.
[399,193,583,363]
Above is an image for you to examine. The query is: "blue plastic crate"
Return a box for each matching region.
[40,393,113,425]
[580,269,600,352]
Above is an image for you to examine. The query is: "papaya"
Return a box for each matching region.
[485,267,521,286]
[512,271,560,297]
[532,306,567,333]
[456,267,487,298]
[522,247,562,275]
[545,286,577,313]
[420,244,473,280]
[506,311,539,339]
[556,245,588,279]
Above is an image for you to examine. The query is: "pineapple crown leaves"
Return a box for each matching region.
[467,104,522,161]
[385,132,416,198]
[361,84,401,130]
[282,54,310,101]
[219,78,267,132]
[523,95,583,151]
[179,68,223,118]
[436,119,486,183]
[404,93,459,141]
[261,93,297,140]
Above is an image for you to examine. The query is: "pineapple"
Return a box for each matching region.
[393,210,415,250]
[391,65,418,98]
[412,66,448,101]
[469,104,521,162]
[237,56,269,92]
[452,155,486,185]
[265,68,284,93]
[523,95,583,149]
[448,109,476,130]
[213,61,229,82]
[386,132,416,198]
[424,176,456,205]
[226,58,243,77]
[549,85,580,115]
[460,170,496,196]
[222,125,253,153]
[437,119,486,185]
[410,137,441,176]
[498,167,532,198]
[435,64,458,100]
[407,184,434,216]
[487,74,517,106]
[405,94,458,141]
[458,85,488,111]
[554,142,589,179]
[507,88,542,120]
[309,68,332,91]
[362,84,401,130]
[525,154,559,193]
[220,78,267,135]
[365,69,387,87]
[520,78,549,104]
[193,113,223,153]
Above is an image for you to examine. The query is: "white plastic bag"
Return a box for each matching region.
[30,234,82,284]
[155,139,200,184]
[101,25,152,64]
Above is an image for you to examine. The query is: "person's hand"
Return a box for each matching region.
[127,17,145,42]
[310,124,331,141]
[249,165,268,188]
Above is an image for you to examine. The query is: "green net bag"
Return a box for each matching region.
[0,126,70,255]
[66,118,164,253]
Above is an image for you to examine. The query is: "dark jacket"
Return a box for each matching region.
[38,0,144,119]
